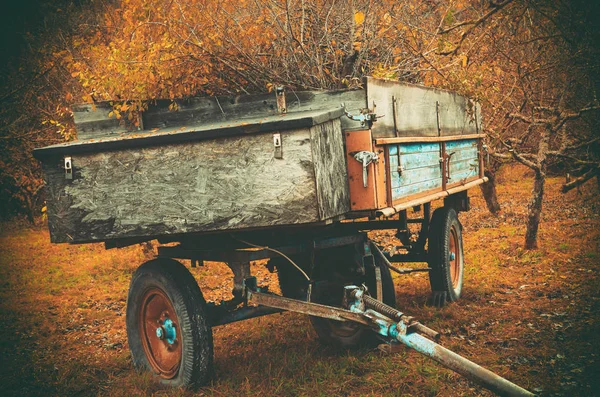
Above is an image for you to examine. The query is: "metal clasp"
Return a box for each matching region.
[273,133,283,159]
[64,156,73,180]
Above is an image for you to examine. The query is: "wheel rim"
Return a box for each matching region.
[449,226,461,289]
[139,287,182,379]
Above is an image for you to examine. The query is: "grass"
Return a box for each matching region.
[0,164,599,396]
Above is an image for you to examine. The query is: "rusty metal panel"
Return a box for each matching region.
[345,130,378,210]
[373,144,389,208]
[366,77,480,138]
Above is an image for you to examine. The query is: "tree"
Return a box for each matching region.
[434,0,600,249]
[0,1,90,222]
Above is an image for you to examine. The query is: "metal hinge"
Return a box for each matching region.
[276,86,286,114]
[342,102,382,128]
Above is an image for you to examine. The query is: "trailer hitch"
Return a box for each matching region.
[343,285,534,397]
[246,283,534,397]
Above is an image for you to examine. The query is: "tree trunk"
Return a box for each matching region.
[524,170,545,249]
[24,194,35,225]
[479,169,501,214]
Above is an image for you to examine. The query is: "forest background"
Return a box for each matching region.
[0,0,599,249]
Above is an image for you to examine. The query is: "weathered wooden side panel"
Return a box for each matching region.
[447,139,479,184]
[43,128,334,243]
[309,120,350,220]
[389,142,443,202]
[74,90,365,141]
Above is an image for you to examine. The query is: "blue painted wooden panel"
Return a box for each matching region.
[395,151,440,170]
[447,148,477,162]
[388,138,479,202]
[446,139,477,150]
[391,142,442,200]
[392,178,443,199]
[399,142,440,154]
[391,164,441,189]
[449,159,479,182]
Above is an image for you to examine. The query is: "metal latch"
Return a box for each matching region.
[440,151,455,180]
[64,156,73,180]
[352,151,379,188]
[273,133,283,159]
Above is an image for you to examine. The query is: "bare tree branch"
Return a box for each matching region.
[561,167,599,193]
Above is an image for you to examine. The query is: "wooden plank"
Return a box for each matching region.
[73,103,128,140]
[42,128,326,243]
[391,164,441,189]
[379,177,487,217]
[392,178,443,200]
[71,89,366,142]
[391,152,440,170]
[33,108,345,159]
[310,120,350,220]
[374,134,485,145]
[366,77,480,138]
[449,160,479,183]
[398,142,440,154]
[446,148,479,163]
[446,138,478,150]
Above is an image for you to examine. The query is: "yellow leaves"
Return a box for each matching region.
[266,82,273,93]
[460,54,468,68]
[354,11,365,26]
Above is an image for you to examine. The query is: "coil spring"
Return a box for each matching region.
[363,294,403,320]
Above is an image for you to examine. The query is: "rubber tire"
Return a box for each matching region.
[310,252,397,349]
[126,258,213,388]
[427,207,464,307]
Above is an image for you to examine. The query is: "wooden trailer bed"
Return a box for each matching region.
[34,77,486,244]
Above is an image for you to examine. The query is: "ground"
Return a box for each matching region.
[0,165,599,397]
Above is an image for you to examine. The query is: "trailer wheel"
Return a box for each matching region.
[310,250,396,349]
[428,207,464,307]
[126,258,213,388]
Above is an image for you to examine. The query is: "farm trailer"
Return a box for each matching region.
[34,77,533,396]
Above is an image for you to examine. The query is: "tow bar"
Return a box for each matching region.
[247,284,534,397]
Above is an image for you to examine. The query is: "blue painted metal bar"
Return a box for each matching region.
[342,284,534,396]
[396,330,534,397]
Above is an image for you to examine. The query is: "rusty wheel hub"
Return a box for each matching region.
[139,287,182,379]
[449,226,461,289]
